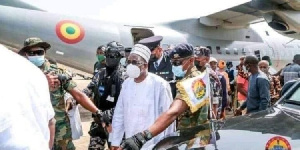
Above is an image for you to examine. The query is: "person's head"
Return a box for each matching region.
[126,44,151,79]
[244,55,259,73]
[96,45,106,62]
[262,56,272,66]
[226,62,233,69]
[218,60,226,71]
[209,57,218,71]
[239,56,245,66]
[169,43,195,77]
[19,37,51,67]
[105,41,124,68]
[258,60,269,74]
[293,54,300,65]
[194,46,210,71]
[138,36,163,62]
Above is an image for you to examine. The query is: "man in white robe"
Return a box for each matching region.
[111,44,175,150]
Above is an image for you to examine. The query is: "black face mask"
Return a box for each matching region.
[106,58,120,68]
[149,54,158,62]
[194,61,204,71]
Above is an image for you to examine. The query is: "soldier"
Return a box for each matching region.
[119,43,215,150]
[19,37,100,150]
[138,36,176,98]
[94,45,106,75]
[84,41,125,150]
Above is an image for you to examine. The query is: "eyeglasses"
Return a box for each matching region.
[26,50,45,56]
[126,60,144,66]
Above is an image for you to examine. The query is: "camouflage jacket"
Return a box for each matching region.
[41,60,77,141]
[176,67,211,147]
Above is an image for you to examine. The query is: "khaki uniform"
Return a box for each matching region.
[176,67,211,148]
[41,60,77,150]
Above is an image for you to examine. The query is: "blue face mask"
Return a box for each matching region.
[28,56,45,67]
[172,65,186,77]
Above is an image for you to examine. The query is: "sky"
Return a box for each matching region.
[22,0,250,24]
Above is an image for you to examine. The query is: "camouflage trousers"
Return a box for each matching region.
[53,138,75,150]
[88,122,108,150]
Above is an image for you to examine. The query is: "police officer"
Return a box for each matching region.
[138,36,176,98]
[19,37,100,150]
[85,41,125,150]
[119,43,215,150]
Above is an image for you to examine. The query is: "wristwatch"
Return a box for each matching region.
[143,130,153,140]
[93,109,102,116]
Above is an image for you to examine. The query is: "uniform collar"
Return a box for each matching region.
[155,52,164,66]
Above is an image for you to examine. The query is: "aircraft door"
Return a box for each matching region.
[131,28,154,44]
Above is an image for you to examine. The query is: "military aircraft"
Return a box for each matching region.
[0,0,300,73]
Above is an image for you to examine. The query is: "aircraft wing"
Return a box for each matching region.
[199,0,300,39]
[199,2,264,29]
[0,0,44,11]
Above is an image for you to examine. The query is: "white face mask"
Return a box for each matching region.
[242,65,248,73]
[126,64,141,78]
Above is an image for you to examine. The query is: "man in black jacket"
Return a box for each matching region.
[138,36,176,98]
[84,41,125,150]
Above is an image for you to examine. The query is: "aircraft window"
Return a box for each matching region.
[246,36,250,39]
[233,48,238,55]
[206,46,212,54]
[242,48,246,55]
[225,48,230,55]
[216,46,221,54]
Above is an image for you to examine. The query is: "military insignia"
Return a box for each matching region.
[265,136,291,150]
[56,20,85,44]
[174,54,180,58]
[191,79,206,100]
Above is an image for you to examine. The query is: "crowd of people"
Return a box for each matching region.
[0,35,299,150]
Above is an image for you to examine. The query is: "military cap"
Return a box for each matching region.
[138,36,163,51]
[194,46,210,57]
[169,43,194,59]
[19,37,51,55]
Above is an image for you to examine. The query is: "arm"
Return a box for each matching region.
[148,99,188,137]
[111,90,125,147]
[258,78,270,110]
[69,88,98,113]
[48,118,56,149]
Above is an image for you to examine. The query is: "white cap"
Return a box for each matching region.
[130,44,151,63]
[209,57,217,63]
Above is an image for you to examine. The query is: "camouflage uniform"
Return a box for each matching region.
[176,67,211,148]
[41,60,77,150]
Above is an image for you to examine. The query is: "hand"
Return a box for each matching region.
[45,72,60,91]
[234,108,242,116]
[102,123,112,133]
[65,99,73,112]
[120,132,149,150]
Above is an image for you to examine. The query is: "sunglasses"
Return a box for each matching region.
[26,50,45,56]
[126,60,144,66]
[106,52,121,58]
[171,57,190,66]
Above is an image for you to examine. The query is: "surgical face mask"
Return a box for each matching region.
[28,56,45,67]
[97,54,105,62]
[242,65,248,73]
[106,58,120,68]
[126,64,141,78]
[120,58,126,67]
[260,68,268,74]
[172,65,186,77]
